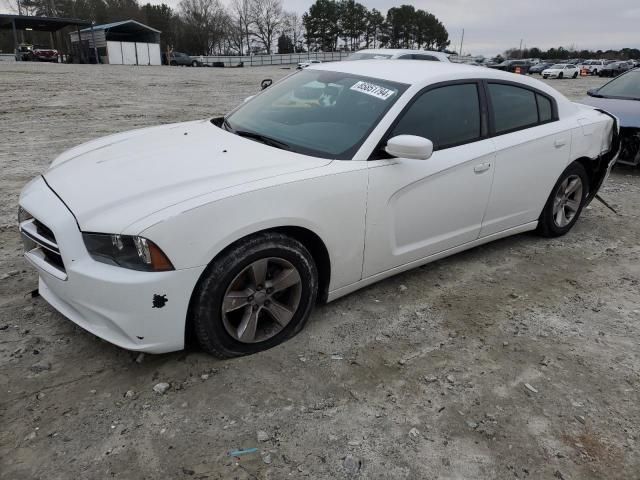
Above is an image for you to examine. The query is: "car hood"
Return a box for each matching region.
[578,97,640,127]
[44,120,331,233]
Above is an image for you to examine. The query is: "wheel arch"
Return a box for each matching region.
[184,225,332,346]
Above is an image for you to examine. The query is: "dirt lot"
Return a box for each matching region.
[1,64,639,480]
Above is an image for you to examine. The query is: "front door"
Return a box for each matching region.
[363,82,496,277]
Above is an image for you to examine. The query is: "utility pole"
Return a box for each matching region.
[459,29,464,56]
[519,38,523,58]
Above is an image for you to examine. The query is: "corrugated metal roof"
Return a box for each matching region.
[81,19,160,33]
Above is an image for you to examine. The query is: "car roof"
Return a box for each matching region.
[309,59,568,103]
[312,59,544,85]
[353,48,448,58]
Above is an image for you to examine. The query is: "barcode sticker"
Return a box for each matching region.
[350,81,395,100]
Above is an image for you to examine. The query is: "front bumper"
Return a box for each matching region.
[19,176,205,353]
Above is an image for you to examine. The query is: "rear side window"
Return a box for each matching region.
[488,83,539,133]
[391,83,481,149]
[537,94,553,122]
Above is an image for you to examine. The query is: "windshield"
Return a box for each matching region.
[550,64,566,69]
[347,52,393,60]
[225,69,408,159]
[597,70,640,99]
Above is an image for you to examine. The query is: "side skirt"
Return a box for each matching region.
[326,221,538,302]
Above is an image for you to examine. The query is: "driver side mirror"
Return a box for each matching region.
[385,135,433,160]
[586,88,598,97]
[261,78,273,90]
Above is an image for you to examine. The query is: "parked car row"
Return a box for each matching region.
[526,58,638,78]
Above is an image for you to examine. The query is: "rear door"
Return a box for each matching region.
[479,81,572,237]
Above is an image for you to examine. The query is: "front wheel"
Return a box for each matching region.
[191,60,199,67]
[191,232,318,358]
[558,72,563,79]
[537,162,589,237]
[572,72,578,78]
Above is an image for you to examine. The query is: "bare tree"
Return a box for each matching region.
[250,0,283,54]
[282,11,304,53]
[230,0,253,55]
[179,0,227,55]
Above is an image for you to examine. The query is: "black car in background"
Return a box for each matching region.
[169,51,202,67]
[581,68,640,166]
[488,59,531,74]
[599,61,631,77]
[529,62,553,74]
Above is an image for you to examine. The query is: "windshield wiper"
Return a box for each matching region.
[234,129,291,151]
[222,118,291,151]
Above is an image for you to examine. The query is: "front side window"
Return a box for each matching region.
[390,83,481,150]
[226,70,408,159]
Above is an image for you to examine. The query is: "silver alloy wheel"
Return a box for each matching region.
[221,257,302,343]
[552,174,583,228]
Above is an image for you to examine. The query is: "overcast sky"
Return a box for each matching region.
[3,0,638,56]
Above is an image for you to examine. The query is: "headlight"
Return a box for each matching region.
[18,206,33,224]
[82,233,174,272]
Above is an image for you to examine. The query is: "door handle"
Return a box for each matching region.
[554,139,567,148]
[473,162,491,174]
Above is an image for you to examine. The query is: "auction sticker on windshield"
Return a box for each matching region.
[350,81,395,100]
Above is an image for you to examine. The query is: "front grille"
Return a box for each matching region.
[19,212,66,276]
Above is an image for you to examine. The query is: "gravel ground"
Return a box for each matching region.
[1,64,639,480]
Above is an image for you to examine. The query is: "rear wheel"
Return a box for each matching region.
[191,232,318,358]
[170,60,177,66]
[191,60,199,67]
[572,72,578,78]
[558,72,563,79]
[537,162,589,237]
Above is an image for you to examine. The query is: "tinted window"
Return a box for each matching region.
[391,83,481,149]
[488,83,538,133]
[537,94,552,122]
[414,54,439,61]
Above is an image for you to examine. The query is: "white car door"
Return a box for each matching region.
[363,82,496,277]
[479,81,571,237]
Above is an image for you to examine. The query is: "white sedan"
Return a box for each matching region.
[542,63,580,79]
[297,59,322,69]
[19,61,618,357]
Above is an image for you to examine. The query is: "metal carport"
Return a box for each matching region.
[0,14,94,62]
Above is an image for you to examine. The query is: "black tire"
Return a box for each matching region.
[537,162,589,237]
[191,232,318,358]
[572,72,578,78]
[170,60,177,66]
[191,60,199,67]
[558,72,563,79]
[592,69,597,75]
